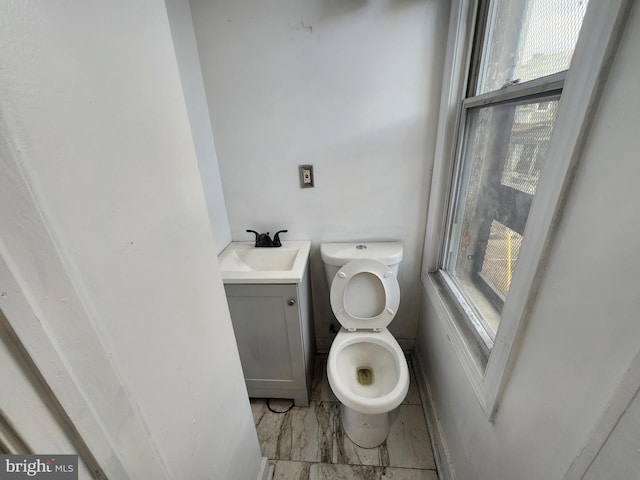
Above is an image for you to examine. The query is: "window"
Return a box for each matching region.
[423,0,629,419]
[441,0,589,349]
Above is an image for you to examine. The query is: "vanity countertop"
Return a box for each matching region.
[217,240,311,284]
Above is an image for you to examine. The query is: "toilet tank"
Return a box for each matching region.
[320,242,403,286]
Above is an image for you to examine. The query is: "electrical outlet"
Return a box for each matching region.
[299,164,314,188]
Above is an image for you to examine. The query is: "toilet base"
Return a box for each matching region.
[340,404,389,448]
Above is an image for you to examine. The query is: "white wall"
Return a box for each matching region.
[164,0,232,254]
[417,2,640,478]
[189,0,450,349]
[0,309,93,477]
[0,1,261,478]
[582,388,640,480]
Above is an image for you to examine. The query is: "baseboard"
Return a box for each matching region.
[256,457,271,480]
[411,350,457,480]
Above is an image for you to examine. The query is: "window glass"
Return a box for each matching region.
[476,0,589,94]
[442,0,591,344]
[446,96,560,336]
[442,0,590,344]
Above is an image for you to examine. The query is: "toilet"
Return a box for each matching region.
[321,242,409,448]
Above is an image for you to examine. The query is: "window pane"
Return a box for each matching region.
[500,100,558,194]
[479,220,522,298]
[446,96,559,336]
[476,0,588,94]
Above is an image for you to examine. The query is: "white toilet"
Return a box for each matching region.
[321,242,409,448]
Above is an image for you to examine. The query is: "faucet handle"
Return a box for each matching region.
[246,229,267,246]
[273,230,288,247]
[246,229,259,243]
[247,229,276,247]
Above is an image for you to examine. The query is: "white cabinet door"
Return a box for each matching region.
[224,284,308,405]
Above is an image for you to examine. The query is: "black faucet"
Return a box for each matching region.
[246,229,288,247]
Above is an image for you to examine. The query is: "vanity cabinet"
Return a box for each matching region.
[223,268,314,406]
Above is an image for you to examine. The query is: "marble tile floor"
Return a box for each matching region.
[250,355,439,480]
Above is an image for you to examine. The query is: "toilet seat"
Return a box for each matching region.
[330,259,400,331]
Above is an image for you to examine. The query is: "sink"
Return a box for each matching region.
[217,241,311,284]
[225,248,298,271]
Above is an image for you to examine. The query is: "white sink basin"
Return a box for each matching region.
[217,241,311,284]
[224,248,298,271]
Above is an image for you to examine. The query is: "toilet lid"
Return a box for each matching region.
[330,259,400,330]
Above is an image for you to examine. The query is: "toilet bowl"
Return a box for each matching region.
[321,242,409,448]
[327,328,409,447]
[328,329,408,414]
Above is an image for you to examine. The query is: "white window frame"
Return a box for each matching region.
[422,0,632,420]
